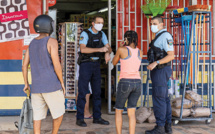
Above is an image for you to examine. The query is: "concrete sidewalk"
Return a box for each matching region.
[0,112,215,134]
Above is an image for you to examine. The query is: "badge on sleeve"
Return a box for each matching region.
[80,36,84,41]
[167,39,173,47]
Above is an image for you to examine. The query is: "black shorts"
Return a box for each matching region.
[115,79,141,110]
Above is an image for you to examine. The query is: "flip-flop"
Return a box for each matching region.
[84,115,93,119]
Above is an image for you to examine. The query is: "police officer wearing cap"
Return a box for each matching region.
[76,16,112,127]
[145,16,174,134]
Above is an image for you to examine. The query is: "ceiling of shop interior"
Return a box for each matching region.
[51,0,116,14]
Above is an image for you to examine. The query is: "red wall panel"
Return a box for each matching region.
[0,0,42,60]
[116,0,214,56]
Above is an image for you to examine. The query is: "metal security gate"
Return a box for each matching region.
[108,0,215,114]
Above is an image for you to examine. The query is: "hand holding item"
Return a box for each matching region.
[120,38,127,47]
[147,62,158,71]
[23,85,31,96]
[105,52,111,64]
[99,46,108,52]
[61,83,66,96]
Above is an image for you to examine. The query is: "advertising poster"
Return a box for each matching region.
[0,0,30,43]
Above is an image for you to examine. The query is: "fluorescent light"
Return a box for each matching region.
[98,8,108,12]
[98,6,114,13]
[87,11,98,15]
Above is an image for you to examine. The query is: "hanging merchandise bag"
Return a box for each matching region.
[174,79,180,98]
[168,78,174,95]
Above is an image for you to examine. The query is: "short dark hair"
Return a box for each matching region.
[151,16,164,23]
[92,16,104,22]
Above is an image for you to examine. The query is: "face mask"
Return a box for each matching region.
[94,24,103,31]
[151,25,159,33]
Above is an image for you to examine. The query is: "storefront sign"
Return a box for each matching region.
[0,0,30,43]
[0,10,28,22]
[48,0,56,7]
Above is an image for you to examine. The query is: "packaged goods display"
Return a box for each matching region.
[58,22,83,111]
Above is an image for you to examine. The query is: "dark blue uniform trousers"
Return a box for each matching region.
[77,61,101,120]
[150,66,172,127]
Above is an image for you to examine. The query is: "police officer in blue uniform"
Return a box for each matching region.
[76,16,112,127]
[145,16,174,134]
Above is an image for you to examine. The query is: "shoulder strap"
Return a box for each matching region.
[153,31,168,42]
[150,31,168,50]
[98,31,103,45]
[98,31,103,37]
[84,29,92,45]
[125,46,130,56]
[84,29,92,38]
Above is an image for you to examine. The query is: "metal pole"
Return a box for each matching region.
[43,0,47,14]
[213,0,215,55]
[209,12,212,117]
[108,0,113,114]
[213,65,215,111]
[180,12,195,119]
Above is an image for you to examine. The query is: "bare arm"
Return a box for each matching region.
[104,44,112,53]
[112,48,122,65]
[49,38,66,95]
[80,44,108,53]
[139,49,143,59]
[158,51,174,64]
[49,39,64,84]
[22,48,30,94]
[147,51,174,70]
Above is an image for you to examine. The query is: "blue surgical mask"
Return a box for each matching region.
[151,25,159,33]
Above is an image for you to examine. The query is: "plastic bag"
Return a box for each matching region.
[191,108,210,117]
[136,107,151,123]
[172,108,191,117]
[172,97,193,109]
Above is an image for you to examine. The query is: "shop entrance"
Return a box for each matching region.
[49,0,117,114]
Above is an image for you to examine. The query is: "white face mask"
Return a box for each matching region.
[151,25,159,33]
[94,24,103,31]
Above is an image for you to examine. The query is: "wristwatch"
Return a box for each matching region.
[156,61,160,64]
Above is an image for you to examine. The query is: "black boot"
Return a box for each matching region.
[145,125,165,134]
[76,119,87,127]
[93,118,110,125]
[165,123,172,134]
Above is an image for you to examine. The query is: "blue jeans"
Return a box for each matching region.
[115,79,141,109]
[150,66,172,126]
[77,61,101,120]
